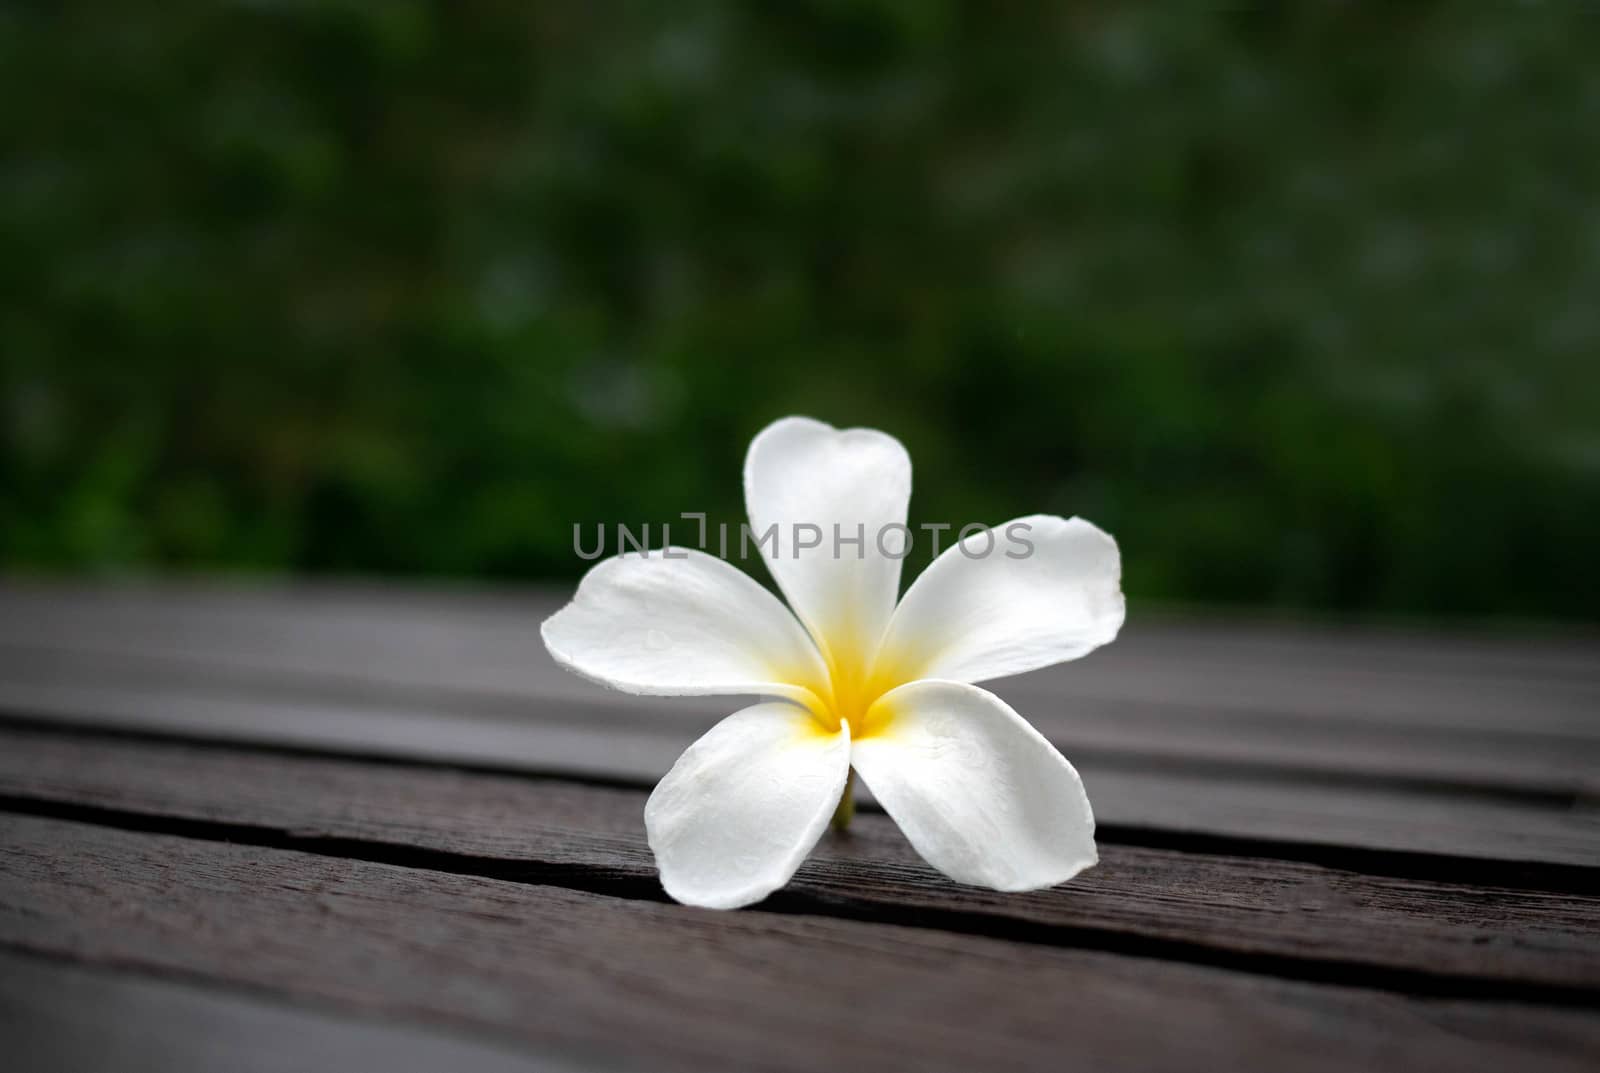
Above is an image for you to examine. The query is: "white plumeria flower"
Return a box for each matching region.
[542,416,1124,909]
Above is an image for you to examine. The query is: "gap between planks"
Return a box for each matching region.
[4,812,1600,1073]
[0,713,1596,895]
[0,724,1596,1006]
[3,584,1596,868]
[3,581,1597,789]
[0,640,1589,806]
[1,690,1596,869]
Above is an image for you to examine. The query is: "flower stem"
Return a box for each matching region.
[831,768,856,831]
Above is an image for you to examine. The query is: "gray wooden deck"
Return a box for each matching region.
[1,581,1597,1071]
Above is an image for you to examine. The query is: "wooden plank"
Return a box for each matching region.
[1,726,1595,998]
[2,582,1596,799]
[5,580,1594,729]
[0,949,564,1073]
[1,640,1593,800]
[3,813,1598,1073]
[1,667,1596,866]
[5,579,1596,679]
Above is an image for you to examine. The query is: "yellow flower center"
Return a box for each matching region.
[792,631,905,740]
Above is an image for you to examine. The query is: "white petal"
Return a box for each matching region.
[541,549,826,703]
[645,702,850,909]
[851,680,1096,891]
[744,416,911,661]
[875,515,1124,685]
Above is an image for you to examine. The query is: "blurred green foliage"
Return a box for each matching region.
[2,2,1598,618]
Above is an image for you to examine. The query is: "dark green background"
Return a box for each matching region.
[3,3,1597,619]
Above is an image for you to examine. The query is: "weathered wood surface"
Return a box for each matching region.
[4,582,1596,784]
[0,949,561,1073]
[1,582,1596,865]
[4,814,1599,1073]
[0,725,1595,999]
[0,581,1597,1071]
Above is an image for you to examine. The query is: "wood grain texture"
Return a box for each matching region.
[1,726,1595,998]
[0,949,563,1073]
[2,581,1596,795]
[3,813,1598,1073]
[3,640,1593,801]
[3,583,1599,1071]
[2,664,1596,866]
